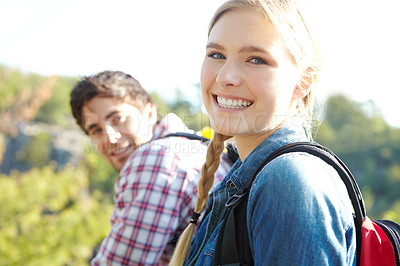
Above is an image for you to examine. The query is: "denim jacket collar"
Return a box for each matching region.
[228,120,308,192]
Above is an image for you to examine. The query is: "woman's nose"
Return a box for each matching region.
[216,60,242,87]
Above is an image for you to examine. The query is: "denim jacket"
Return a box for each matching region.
[185,121,356,266]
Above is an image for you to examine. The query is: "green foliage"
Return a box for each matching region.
[169,88,195,117]
[316,95,400,222]
[0,66,41,110]
[150,88,210,131]
[81,144,117,200]
[150,91,171,119]
[179,112,211,132]
[0,166,112,265]
[1,64,399,264]
[35,76,79,127]
[0,65,78,134]
[0,66,55,136]
[0,133,4,165]
[17,132,52,168]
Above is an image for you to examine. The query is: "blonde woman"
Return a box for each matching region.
[170,0,356,265]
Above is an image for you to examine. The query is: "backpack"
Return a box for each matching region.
[162,131,239,248]
[214,142,400,266]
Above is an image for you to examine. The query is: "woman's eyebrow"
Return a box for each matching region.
[240,45,278,65]
[239,45,271,55]
[206,43,273,56]
[206,42,224,50]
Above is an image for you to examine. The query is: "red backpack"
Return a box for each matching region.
[214,142,400,266]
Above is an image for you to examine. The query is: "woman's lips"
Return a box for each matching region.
[215,95,254,109]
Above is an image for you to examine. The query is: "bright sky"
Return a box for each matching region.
[1,0,399,128]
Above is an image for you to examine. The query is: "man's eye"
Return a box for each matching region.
[248,57,267,65]
[90,128,102,136]
[208,52,225,60]
[111,115,123,125]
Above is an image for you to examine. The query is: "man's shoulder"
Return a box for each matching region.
[127,136,208,165]
[151,135,208,155]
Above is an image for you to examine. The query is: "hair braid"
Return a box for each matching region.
[169,132,232,265]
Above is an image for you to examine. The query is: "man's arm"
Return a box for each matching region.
[91,143,199,265]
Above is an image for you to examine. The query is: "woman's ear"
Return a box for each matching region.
[292,66,317,99]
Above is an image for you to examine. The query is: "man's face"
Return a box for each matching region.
[82,96,157,171]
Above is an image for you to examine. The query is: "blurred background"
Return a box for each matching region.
[1,0,399,265]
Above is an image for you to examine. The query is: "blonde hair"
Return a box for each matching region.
[211,0,322,138]
[169,132,231,265]
[170,0,321,264]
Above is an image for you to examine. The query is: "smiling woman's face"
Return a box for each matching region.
[201,8,302,139]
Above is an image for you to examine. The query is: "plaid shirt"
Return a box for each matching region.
[91,113,232,265]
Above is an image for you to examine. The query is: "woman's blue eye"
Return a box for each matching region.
[208,52,225,60]
[249,57,267,65]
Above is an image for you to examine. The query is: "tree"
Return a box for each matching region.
[81,144,117,199]
[0,66,56,137]
[316,95,400,222]
[0,165,113,265]
[35,76,79,127]
[17,132,52,169]
[0,133,4,165]
[151,88,210,131]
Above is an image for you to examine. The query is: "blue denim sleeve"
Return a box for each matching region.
[248,153,356,266]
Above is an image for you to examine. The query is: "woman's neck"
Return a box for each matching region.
[233,103,300,161]
[234,126,281,161]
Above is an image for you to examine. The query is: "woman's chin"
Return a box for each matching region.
[210,124,245,137]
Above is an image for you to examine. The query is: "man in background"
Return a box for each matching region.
[70,70,232,265]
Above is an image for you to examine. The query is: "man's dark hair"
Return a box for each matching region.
[70,70,154,134]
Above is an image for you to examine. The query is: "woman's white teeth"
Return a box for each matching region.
[217,96,252,108]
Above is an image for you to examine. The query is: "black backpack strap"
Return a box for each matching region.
[164,132,209,143]
[225,143,239,164]
[270,142,365,266]
[267,142,365,223]
[214,142,366,266]
[214,187,253,266]
[164,132,239,165]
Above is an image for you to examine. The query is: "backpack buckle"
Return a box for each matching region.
[225,189,247,208]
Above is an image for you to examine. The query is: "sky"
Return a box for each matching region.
[0,0,399,128]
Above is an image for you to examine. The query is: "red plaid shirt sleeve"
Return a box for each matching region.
[91,136,224,265]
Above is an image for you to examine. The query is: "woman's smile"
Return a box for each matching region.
[201,8,300,139]
[215,94,254,109]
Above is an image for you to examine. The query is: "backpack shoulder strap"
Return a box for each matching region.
[163,132,209,143]
[164,132,239,165]
[214,142,366,266]
[269,142,365,224]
